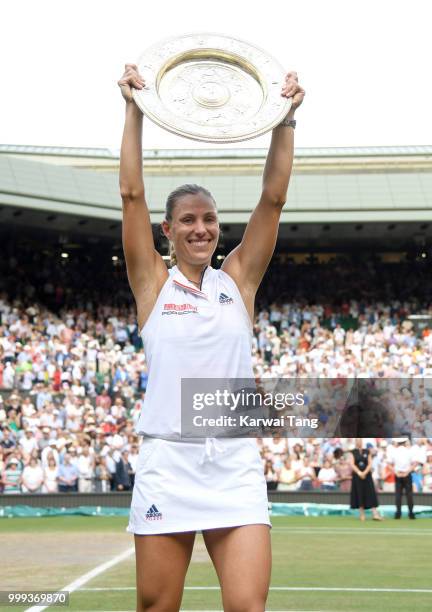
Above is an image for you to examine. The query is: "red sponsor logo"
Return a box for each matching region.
[164,303,197,312]
[162,303,198,315]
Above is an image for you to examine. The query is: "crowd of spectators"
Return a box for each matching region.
[259,436,432,493]
[1,248,432,495]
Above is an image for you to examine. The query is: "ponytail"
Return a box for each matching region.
[168,241,177,267]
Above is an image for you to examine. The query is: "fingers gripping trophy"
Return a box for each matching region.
[118,33,305,612]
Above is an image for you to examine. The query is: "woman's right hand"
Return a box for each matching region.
[117,63,146,103]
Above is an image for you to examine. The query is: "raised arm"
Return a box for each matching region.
[118,64,168,329]
[222,72,305,314]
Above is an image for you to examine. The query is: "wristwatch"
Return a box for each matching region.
[279,117,296,129]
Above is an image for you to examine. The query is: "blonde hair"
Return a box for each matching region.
[169,241,177,267]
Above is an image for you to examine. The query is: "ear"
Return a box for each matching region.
[161,220,171,240]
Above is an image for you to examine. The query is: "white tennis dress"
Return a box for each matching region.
[127,265,270,534]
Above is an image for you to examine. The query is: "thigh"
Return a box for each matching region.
[203,525,271,612]
[134,531,195,612]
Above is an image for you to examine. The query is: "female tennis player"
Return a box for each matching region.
[118,63,304,612]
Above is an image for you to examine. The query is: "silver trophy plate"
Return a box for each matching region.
[132,33,292,143]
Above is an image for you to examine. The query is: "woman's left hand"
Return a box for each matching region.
[281,71,305,110]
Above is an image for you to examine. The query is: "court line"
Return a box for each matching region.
[272,526,432,531]
[24,546,134,612]
[271,527,432,536]
[79,586,432,594]
[185,587,432,593]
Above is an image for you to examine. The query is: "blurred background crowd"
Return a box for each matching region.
[1,250,432,495]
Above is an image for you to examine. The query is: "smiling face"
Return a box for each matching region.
[162,192,219,267]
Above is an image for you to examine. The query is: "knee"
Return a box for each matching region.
[136,590,181,612]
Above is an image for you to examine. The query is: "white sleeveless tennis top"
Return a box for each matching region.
[136,265,254,439]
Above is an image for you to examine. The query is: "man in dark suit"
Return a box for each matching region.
[113,450,132,491]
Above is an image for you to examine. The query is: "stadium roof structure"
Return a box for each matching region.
[1,144,432,249]
[1,143,432,160]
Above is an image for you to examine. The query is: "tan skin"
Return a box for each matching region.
[348,439,383,521]
[118,63,304,612]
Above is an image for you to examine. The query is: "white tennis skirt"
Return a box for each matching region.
[127,436,270,535]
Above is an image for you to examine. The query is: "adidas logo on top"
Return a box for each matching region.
[219,292,233,305]
[145,504,163,521]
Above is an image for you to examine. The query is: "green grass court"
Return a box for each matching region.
[1,515,432,611]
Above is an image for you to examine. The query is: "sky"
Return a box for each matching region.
[1,0,431,151]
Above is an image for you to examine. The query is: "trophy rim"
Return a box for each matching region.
[132,32,292,143]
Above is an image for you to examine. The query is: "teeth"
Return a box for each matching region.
[189,240,209,246]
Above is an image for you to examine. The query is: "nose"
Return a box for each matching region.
[193,221,207,236]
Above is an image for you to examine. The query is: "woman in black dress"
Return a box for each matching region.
[349,438,383,521]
